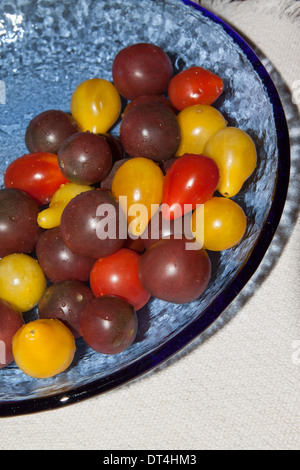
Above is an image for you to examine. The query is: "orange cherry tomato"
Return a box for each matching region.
[12,319,76,379]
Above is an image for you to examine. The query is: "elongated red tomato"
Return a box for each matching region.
[168,66,224,110]
[90,248,151,311]
[162,153,219,220]
[4,152,69,205]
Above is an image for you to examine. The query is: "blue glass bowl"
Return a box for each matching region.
[0,0,290,416]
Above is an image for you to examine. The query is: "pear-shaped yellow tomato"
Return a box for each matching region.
[111,157,164,237]
[0,254,46,312]
[12,319,76,378]
[70,78,122,134]
[175,104,227,156]
[37,182,93,229]
[203,127,257,198]
[191,197,247,251]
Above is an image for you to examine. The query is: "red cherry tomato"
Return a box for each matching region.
[90,248,151,311]
[168,66,224,111]
[4,152,69,205]
[162,153,219,220]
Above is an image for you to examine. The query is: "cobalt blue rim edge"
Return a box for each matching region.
[0,0,291,417]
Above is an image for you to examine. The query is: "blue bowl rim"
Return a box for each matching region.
[0,0,291,417]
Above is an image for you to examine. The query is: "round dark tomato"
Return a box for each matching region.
[90,248,151,311]
[38,280,94,338]
[36,227,95,283]
[112,42,173,100]
[0,188,42,258]
[138,237,211,304]
[80,296,138,355]
[60,189,125,259]
[25,109,81,154]
[120,102,181,162]
[168,66,224,110]
[162,153,219,220]
[4,152,69,205]
[58,132,112,185]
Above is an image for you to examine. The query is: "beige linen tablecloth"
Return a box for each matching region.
[1,0,300,450]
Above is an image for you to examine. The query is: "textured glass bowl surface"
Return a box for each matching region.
[0,0,290,416]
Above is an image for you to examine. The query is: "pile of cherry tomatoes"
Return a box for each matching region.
[0,42,257,379]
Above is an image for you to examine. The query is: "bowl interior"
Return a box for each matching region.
[0,0,282,408]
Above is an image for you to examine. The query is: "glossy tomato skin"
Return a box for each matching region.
[4,152,69,205]
[162,153,219,220]
[60,189,125,259]
[120,102,181,162]
[58,132,112,185]
[192,197,247,251]
[0,188,42,258]
[80,296,138,355]
[175,104,227,156]
[36,227,95,283]
[168,66,224,110]
[138,237,211,304]
[111,157,164,237]
[25,109,81,154]
[70,78,121,134]
[203,127,257,198]
[90,248,151,311]
[112,43,173,100]
[38,280,94,338]
[0,253,46,313]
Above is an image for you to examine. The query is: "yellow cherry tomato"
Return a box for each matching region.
[191,197,247,251]
[175,104,227,156]
[0,254,46,312]
[37,182,93,229]
[12,319,76,379]
[111,157,164,237]
[70,78,122,133]
[203,127,257,198]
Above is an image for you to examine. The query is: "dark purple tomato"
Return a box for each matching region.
[112,43,173,100]
[80,296,138,355]
[0,299,24,369]
[58,132,112,185]
[101,158,131,191]
[120,102,181,162]
[60,189,125,259]
[36,227,94,283]
[142,208,193,250]
[0,188,42,258]
[38,280,94,338]
[122,94,176,117]
[25,109,81,154]
[138,237,211,303]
